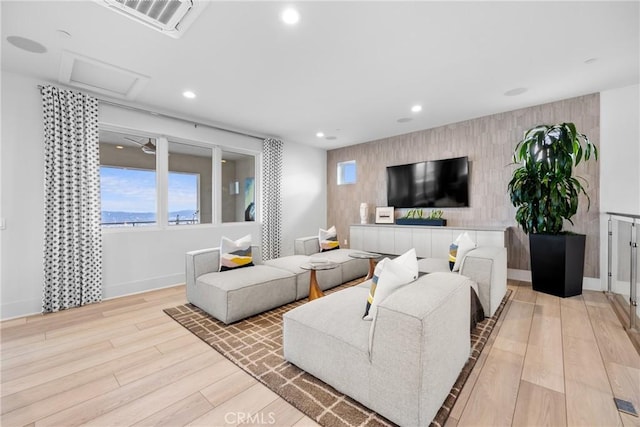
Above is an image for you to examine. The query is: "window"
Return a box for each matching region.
[168,172,199,225]
[221,150,256,223]
[337,160,357,185]
[100,166,157,227]
[168,140,213,225]
[99,130,157,227]
[99,129,257,228]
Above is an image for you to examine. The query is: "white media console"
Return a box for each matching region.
[349,224,507,258]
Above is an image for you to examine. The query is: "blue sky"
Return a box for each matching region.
[100,166,198,213]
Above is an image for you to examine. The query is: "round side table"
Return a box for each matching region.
[300,261,339,301]
[348,252,382,281]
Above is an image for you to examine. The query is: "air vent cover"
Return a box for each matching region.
[101,0,208,38]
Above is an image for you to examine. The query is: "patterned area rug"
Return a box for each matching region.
[164,280,511,427]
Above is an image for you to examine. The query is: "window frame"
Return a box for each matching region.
[337,160,357,185]
[99,124,260,233]
[218,147,260,224]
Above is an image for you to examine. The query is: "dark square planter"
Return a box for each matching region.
[529,233,586,298]
[395,218,447,226]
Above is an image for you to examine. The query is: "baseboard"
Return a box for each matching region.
[103,273,185,300]
[1,274,186,321]
[0,298,42,321]
[507,268,602,291]
[582,277,602,291]
[507,268,531,282]
[102,281,184,302]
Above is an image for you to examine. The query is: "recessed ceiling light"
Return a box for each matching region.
[397,117,413,123]
[56,29,72,38]
[182,90,196,99]
[6,36,47,54]
[316,132,325,138]
[281,8,300,25]
[504,87,528,97]
[411,105,422,113]
[115,145,124,150]
[584,58,598,64]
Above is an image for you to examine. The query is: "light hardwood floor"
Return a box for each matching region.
[1,281,639,426]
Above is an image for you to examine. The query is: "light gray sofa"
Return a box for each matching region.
[186,245,297,324]
[283,272,472,426]
[185,242,369,323]
[417,246,507,317]
[294,235,369,284]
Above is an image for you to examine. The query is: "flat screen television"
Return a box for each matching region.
[386,156,469,208]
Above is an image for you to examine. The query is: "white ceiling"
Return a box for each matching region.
[2,1,638,149]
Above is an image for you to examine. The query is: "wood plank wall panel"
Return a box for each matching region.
[327,94,600,276]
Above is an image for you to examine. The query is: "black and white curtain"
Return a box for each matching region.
[261,138,283,260]
[41,85,102,313]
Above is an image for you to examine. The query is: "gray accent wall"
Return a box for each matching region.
[327,94,600,277]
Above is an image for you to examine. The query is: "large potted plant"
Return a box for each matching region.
[508,123,598,297]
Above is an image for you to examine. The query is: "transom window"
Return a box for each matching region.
[337,160,357,185]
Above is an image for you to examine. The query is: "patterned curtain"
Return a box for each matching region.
[261,138,283,260]
[41,86,102,313]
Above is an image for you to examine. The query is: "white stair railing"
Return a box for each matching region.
[607,212,639,332]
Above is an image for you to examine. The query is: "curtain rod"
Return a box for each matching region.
[37,84,266,142]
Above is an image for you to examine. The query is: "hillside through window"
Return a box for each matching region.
[99,130,158,227]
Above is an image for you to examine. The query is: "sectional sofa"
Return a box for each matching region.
[185,240,368,324]
[283,271,472,426]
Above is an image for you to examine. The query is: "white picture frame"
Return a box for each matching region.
[375,206,394,224]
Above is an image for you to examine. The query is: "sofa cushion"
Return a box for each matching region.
[369,272,471,425]
[219,234,254,272]
[449,232,476,272]
[319,226,340,252]
[283,285,373,406]
[417,257,450,273]
[197,265,296,323]
[310,249,369,283]
[461,246,507,317]
[294,236,321,256]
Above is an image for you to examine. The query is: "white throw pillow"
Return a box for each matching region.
[319,226,340,252]
[362,257,389,319]
[449,232,476,272]
[219,234,254,272]
[363,248,418,320]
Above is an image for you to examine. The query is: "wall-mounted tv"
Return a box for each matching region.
[387,156,469,208]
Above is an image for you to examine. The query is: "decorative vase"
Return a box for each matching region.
[360,203,369,224]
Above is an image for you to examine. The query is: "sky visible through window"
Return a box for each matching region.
[100,166,198,225]
[344,163,356,183]
[338,160,356,185]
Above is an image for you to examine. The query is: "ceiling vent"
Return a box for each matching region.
[59,51,150,100]
[100,0,209,38]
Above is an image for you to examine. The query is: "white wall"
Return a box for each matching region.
[280,141,327,256]
[0,72,46,318]
[599,83,640,296]
[0,71,327,319]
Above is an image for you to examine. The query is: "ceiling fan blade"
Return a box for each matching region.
[123,136,146,147]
